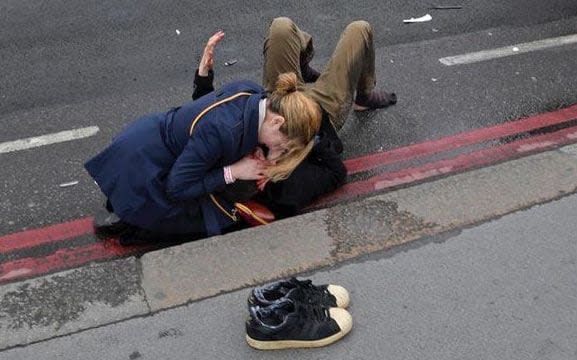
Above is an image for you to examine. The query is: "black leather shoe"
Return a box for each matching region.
[301,64,320,83]
[245,299,352,350]
[93,208,130,236]
[300,41,320,83]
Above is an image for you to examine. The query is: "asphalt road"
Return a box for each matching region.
[2,0,577,235]
[3,184,576,360]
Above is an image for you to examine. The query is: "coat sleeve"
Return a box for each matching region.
[165,119,227,202]
[192,69,215,100]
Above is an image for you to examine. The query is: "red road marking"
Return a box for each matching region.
[344,104,577,174]
[0,217,93,253]
[0,239,150,283]
[316,125,577,207]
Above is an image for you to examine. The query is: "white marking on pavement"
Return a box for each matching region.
[439,34,577,66]
[0,126,99,154]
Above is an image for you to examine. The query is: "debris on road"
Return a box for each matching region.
[403,14,432,23]
[59,181,79,188]
[175,29,181,35]
[224,59,238,66]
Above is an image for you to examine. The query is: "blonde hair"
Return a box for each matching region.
[265,72,321,182]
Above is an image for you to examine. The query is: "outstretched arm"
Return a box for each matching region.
[192,30,225,100]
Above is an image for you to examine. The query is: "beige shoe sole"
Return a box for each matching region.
[246,308,353,350]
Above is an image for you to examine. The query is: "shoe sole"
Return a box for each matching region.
[246,308,352,350]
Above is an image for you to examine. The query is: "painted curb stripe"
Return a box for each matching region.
[0,217,94,253]
[0,239,150,283]
[316,126,577,207]
[344,104,577,174]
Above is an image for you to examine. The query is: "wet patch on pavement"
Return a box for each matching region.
[0,261,140,331]
[0,258,148,350]
[326,199,439,258]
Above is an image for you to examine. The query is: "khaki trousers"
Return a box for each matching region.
[262,17,376,131]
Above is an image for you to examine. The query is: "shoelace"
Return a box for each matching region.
[256,303,291,326]
[289,278,332,305]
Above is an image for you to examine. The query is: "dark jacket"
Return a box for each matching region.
[85,80,265,235]
[193,70,346,218]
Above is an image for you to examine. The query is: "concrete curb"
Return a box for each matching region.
[2,145,577,349]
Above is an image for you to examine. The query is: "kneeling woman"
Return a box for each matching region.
[85,72,321,244]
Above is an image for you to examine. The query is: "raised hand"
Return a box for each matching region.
[198,30,225,77]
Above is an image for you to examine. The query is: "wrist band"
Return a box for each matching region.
[223,166,236,184]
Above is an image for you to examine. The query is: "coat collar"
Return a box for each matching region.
[241,92,266,154]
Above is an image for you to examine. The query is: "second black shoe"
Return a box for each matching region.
[93,208,131,237]
[246,299,352,350]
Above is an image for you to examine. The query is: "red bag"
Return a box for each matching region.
[234,200,275,226]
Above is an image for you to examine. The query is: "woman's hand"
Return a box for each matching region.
[250,147,271,190]
[230,154,269,181]
[250,146,266,161]
[198,30,225,77]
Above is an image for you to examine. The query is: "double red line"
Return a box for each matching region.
[2,104,577,284]
[0,219,151,283]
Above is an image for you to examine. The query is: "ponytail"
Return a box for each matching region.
[271,72,305,95]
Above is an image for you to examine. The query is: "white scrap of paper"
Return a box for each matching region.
[59,181,79,188]
[403,14,432,23]
[175,29,181,35]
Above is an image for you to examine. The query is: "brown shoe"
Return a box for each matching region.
[301,64,320,83]
[353,90,397,111]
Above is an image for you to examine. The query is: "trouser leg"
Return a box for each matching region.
[262,17,313,92]
[308,21,376,131]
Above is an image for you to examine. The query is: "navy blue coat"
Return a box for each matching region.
[85,80,265,235]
